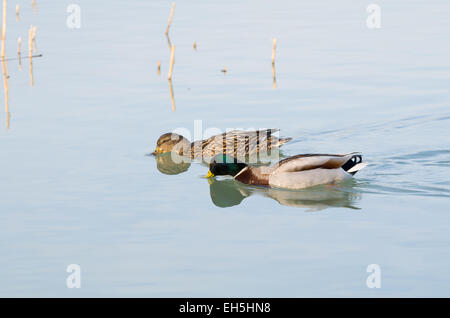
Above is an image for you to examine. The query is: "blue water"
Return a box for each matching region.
[0,0,449,296]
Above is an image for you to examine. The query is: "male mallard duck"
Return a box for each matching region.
[205,153,367,190]
[152,129,292,161]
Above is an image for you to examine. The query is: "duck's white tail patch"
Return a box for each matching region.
[347,162,368,173]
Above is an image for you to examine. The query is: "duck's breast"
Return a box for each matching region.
[234,167,271,186]
[269,168,352,190]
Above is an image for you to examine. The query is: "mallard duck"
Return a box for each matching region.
[205,153,367,190]
[152,129,292,161]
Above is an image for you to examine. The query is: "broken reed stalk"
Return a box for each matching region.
[168,44,175,80]
[15,4,19,22]
[271,38,277,65]
[165,2,176,35]
[157,61,161,75]
[32,0,37,13]
[1,0,6,59]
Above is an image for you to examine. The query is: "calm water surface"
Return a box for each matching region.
[0,1,449,296]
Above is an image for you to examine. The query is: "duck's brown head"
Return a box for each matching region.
[152,133,191,156]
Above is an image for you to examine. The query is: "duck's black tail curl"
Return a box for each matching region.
[342,155,364,175]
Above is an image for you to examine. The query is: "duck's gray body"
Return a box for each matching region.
[233,153,367,190]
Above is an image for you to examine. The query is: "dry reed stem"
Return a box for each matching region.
[32,26,37,52]
[165,33,172,50]
[272,38,277,65]
[28,26,32,56]
[157,61,161,75]
[165,3,175,35]
[168,79,175,112]
[1,0,6,59]
[168,44,175,80]
[15,4,19,22]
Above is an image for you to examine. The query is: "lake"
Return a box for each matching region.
[0,0,449,297]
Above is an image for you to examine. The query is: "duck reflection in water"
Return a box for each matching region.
[207,178,362,211]
[151,152,284,176]
[152,152,191,175]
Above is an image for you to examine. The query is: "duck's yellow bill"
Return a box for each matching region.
[204,170,214,178]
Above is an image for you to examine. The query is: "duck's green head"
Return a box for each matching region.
[205,154,248,178]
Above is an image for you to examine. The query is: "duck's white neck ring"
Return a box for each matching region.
[234,166,249,179]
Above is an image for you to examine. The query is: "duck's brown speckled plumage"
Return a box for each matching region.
[190,129,291,160]
[154,129,292,161]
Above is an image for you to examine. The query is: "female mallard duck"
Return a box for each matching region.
[152,129,291,160]
[205,153,367,190]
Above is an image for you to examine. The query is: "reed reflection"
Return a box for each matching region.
[272,38,277,89]
[1,58,9,129]
[0,2,42,130]
[17,37,22,70]
[272,63,277,89]
[28,26,34,86]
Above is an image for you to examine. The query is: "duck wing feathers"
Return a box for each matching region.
[192,129,291,159]
[274,153,359,173]
[269,153,360,189]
